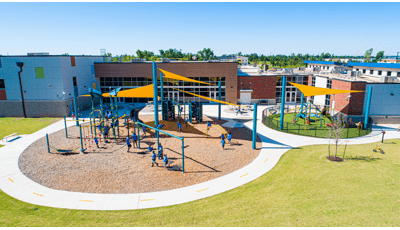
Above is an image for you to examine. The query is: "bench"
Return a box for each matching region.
[2,133,20,142]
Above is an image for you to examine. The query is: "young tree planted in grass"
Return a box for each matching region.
[326,118,346,161]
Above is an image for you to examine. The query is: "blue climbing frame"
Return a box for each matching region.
[137,121,185,173]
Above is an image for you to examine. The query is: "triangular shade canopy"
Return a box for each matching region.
[159,69,214,86]
[289,82,364,97]
[102,84,156,98]
[172,88,239,107]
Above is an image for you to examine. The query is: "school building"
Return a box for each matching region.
[1,56,400,123]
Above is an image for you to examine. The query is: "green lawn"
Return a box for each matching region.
[0,117,61,140]
[266,113,371,138]
[1,139,399,226]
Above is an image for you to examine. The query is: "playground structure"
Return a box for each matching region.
[274,79,364,131]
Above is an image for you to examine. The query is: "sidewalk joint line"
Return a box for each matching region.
[240,173,249,178]
[140,199,155,201]
[196,188,209,192]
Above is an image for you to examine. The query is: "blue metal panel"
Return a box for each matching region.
[303,60,343,66]
[91,65,95,74]
[0,58,2,68]
[348,62,400,69]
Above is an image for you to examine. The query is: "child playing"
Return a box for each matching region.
[126,136,131,152]
[221,138,226,150]
[227,132,232,145]
[177,121,182,132]
[94,137,99,148]
[185,117,188,127]
[221,133,225,141]
[71,111,75,120]
[132,133,138,148]
[142,125,147,138]
[163,155,168,168]
[148,145,153,153]
[207,121,212,132]
[152,151,158,167]
[104,126,110,139]
[158,143,163,160]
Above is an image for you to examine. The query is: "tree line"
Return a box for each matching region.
[103,48,395,68]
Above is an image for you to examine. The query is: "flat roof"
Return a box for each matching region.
[348,62,400,69]
[0,55,103,57]
[303,60,343,66]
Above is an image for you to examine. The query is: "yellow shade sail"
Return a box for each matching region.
[172,88,239,107]
[288,82,364,97]
[159,69,215,86]
[102,84,156,98]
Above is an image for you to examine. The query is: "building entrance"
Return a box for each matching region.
[209,91,217,100]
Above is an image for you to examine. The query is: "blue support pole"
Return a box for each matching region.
[46,133,50,153]
[280,76,286,130]
[64,115,68,138]
[79,125,84,152]
[137,122,140,149]
[73,90,79,126]
[218,81,221,120]
[160,72,164,120]
[252,103,257,150]
[182,137,185,173]
[153,61,159,150]
[364,86,372,129]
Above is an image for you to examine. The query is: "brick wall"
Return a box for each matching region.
[331,79,366,115]
[237,76,276,99]
[95,62,238,104]
[0,90,6,100]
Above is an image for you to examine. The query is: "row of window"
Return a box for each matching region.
[99,77,226,87]
[358,69,394,76]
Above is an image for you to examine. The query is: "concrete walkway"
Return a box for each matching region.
[0,105,399,210]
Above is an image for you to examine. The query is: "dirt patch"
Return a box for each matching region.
[326,156,344,162]
[19,115,262,194]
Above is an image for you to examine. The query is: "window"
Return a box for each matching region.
[0,79,5,89]
[73,77,77,87]
[327,79,332,89]
[363,69,366,74]
[310,96,314,104]
[387,71,392,76]
[325,94,331,107]
[35,67,45,79]
[378,70,382,75]
[356,69,359,71]
[311,76,316,86]
[370,70,373,74]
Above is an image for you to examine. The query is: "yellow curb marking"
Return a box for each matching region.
[33,193,43,197]
[79,200,94,202]
[264,158,269,163]
[196,188,209,192]
[240,173,249,178]
[305,141,313,143]
[8,178,14,183]
[139,199,155,201]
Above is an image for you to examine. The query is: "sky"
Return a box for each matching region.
[1,2,399,57]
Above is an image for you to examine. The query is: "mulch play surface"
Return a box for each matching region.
[18,115,262,194]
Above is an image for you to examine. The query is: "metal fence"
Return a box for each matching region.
[261,109,372,139]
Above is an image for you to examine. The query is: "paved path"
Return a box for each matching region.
[0,105,399,210]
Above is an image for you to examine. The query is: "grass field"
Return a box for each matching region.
[1,138,399,226]
[0,117,61,140]
[266,113,371,138]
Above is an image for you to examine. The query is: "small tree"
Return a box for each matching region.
[326,118,346,161]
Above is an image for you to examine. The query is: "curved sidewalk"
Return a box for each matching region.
[0,108,399,210]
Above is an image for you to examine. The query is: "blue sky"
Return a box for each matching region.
[1,2,399,56]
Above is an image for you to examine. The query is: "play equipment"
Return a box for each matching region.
[373,145,384,154]
[204,124,228,138]
[268,109,277,116]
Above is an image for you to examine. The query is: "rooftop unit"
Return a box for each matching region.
[130,58,147,63]
[27,52,49,56]
[379,76,398,83]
